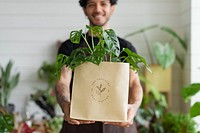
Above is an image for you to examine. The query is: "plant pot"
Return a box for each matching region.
[6,103,15,114]
[144,64,172,107]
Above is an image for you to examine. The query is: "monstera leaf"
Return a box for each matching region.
[152,42,175,69]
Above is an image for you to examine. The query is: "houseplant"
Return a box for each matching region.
[135,75,168,133]
[31,62,57,118]
[0,60,20,111]
[124,25,187,107]
[160,83,200,133]
[182,83,200,119]
[0,108,14,132]
[162,113,196,133]
[56,25,151,121]
[56,25,151,78]
[124,25,187,69]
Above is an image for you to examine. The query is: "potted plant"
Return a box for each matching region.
[56,25,151,77]
[56,25,151,122]
[135,75,168,133]
[124,25,187,107]
[31,62,57,118]
[0,60,20,113]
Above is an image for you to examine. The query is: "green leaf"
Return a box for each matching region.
[161,26,187,51]
[70,29,82,44]
[152,42,175,69]
[0,114,14,132]
[175,54,184,69]
[104,29,120,57]
[86,25,104,40]
[190,102,200,118]
[182,83,200,101]
[68,48,88,70]
[55,54,69,79]
[4,61,13,84]
[122,48,151,73]
[9,73,20,90]
[85,44,106,65]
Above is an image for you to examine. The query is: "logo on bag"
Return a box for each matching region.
[91,78,110,103]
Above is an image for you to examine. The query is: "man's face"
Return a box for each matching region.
[83,0,115,28]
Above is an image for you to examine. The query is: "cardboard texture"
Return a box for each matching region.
[70,62,129,122]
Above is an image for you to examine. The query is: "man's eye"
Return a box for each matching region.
[101,3,108,6]
[87,3,95,7]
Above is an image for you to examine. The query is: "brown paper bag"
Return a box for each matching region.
[70,62,129,122]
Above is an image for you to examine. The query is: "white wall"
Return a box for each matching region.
[191,0,200,130]
[0,0,182,113]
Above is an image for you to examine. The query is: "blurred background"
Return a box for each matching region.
[0,0,200,132]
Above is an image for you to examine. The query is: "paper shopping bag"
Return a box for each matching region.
[70,62,129,122]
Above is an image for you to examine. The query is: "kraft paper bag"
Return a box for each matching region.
[70,62,129,122]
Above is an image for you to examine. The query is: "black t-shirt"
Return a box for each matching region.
[58,36,136,57]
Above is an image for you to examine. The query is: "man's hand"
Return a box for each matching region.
[103,104,137,127]
[63,102,95,125]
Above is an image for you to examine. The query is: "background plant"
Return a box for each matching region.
[0,105,14,132]
[31,62,57,118]
[162,113,196,133]
[135,75,168,133]
[0,60,20,107]
[124,25,187,69]
[182,83,200,118]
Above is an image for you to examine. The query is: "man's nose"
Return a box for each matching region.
[95,4,102,12]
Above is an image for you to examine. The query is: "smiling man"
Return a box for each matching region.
[55,0,143,133]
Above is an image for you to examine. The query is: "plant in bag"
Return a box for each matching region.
[56,25,151,78]
[55,25,151,122]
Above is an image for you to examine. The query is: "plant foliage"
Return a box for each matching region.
[152,42,175,69]
[56,25,151,79]
[0,113,14,132]
[0,60,20,107]
[182,83,200,118]
[162,113,196,133]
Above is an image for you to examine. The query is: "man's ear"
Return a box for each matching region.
[111,5,115,15]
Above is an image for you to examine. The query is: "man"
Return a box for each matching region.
[55,0,143,132]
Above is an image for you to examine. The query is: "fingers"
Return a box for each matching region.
[64,115,95,125]
[79,120,96,124]
[67,119,80,125]
[104,119,133,128]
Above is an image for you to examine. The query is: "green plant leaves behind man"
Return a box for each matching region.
[182,83,200,118]
[0,114,14,132]
[0,60,20,107]
[152,42,175,69]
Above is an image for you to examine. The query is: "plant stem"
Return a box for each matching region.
[81,34,93,54]
[143,32,154,64]
[91,31,95,50]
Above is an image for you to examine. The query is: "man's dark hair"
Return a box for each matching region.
[79,0,118,8]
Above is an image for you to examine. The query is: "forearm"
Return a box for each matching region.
[128,70,143,110]
[55,82,70,111]
[55,66,72,112]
